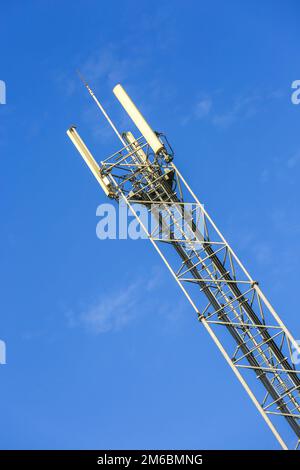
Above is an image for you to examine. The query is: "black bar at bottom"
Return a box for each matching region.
[0,450,298,466]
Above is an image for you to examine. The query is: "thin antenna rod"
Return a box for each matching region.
[77,71,126,146]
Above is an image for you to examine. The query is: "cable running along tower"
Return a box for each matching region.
[67,81,300,449]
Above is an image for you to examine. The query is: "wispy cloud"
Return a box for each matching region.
[252,242,273,266]
[65,267,176,334]
[68,40,177,143]
[259,149,300,184]
[212,94,260,128]
[287,151,300,169]
[80,44,141,89]
[77,281,140,333]
[182,88,285,129]
[181,95,212,126]
[195,98,212,119]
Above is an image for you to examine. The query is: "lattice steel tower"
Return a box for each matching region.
[67,81,300,449]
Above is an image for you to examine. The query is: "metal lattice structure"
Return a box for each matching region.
[67,81,300,449]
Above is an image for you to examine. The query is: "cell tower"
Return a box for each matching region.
[67,81,300,449]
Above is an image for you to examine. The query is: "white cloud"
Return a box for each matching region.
[182,91,262,129]
[80,45,133,88]
[181,96,213,126]
[183,87,285,130]
[66,267,166,334]
[212,111,236,128]
[212,94,259,129]
[287,151,300,169]
[195,98,212,119]
[259,149,300,186]
[79,281,139,333]
[252,243,272,266]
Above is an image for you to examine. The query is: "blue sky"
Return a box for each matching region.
[0,0,300,450]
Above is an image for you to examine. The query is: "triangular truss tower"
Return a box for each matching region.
[67,81,300,449]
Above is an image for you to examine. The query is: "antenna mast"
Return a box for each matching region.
[67,81,300,450]
[77,71,125,146]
